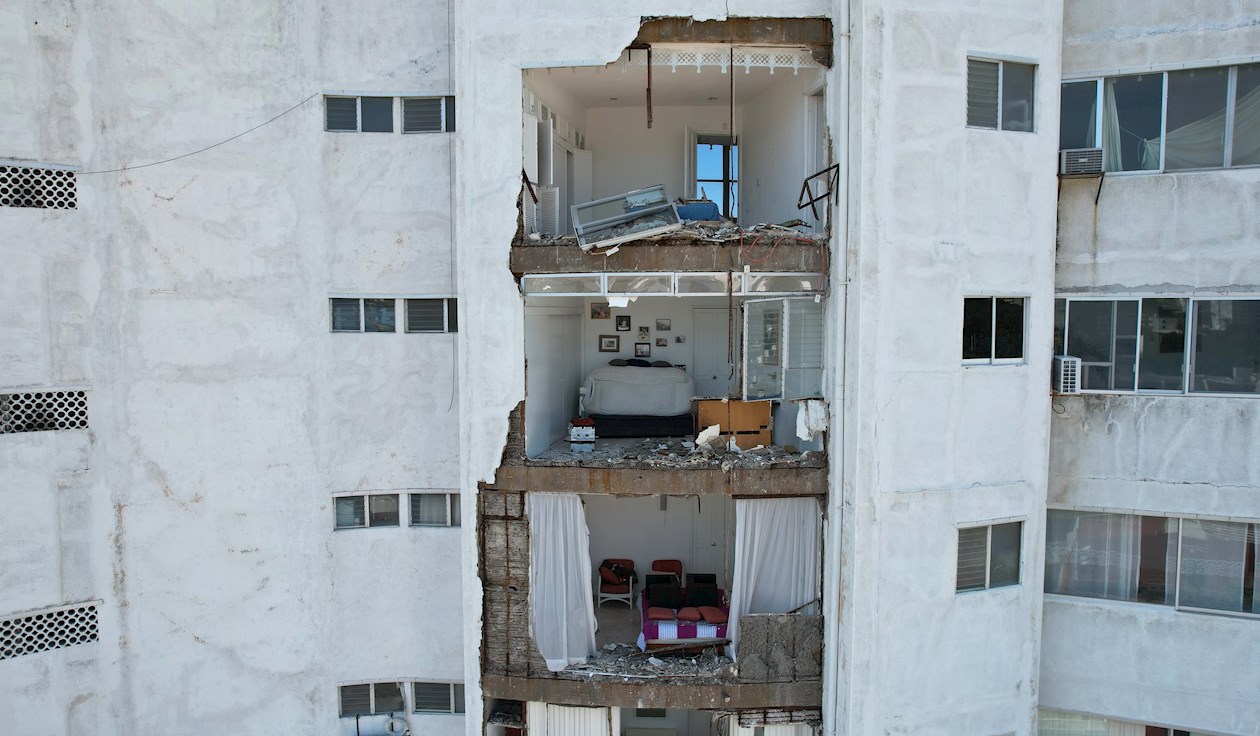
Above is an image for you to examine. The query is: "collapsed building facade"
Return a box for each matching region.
[1,2,1258,736]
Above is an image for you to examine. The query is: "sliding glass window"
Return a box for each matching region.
[1062,63,1260,172]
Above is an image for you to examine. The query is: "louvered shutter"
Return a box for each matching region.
[325,97,358,131]
[956,526,989,591]
[330,298,361,331]
[966,59,1000,128]
[404,98,444,133]
[406,299,446,332]
[413,682,452,712]
[339,684,371,716]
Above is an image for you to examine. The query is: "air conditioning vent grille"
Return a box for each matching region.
[1060,148,1104,176]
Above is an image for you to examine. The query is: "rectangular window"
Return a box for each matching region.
[1045,510,1177,604]
[1178,519,1259,614]
[1062,63,1260,172]
[1059,299,1139,391]
[1138,298,1187,391]
[406,298,458,333]
[695,134,738,218]
[967,58,1036,132]
[957,521,1023,592]
[1191,300,1260,394]
[962,296,1026,364]
[410,493,460,527]
[403,97,456,133]
[330,298,397,333]
[334,494,400,529]
[339,682,405,717]
[325,96,394,133]
[413,682,464,714]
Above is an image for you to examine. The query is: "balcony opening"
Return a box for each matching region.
[480,490,823,691]
[521,290,828,468]
[519,34,832,250]
[506,703,821,736]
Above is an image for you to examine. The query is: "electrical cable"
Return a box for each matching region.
[77,92,320,175]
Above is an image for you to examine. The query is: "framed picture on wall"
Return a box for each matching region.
[598,335,620,352]
[634,342,651,358]
[616,315,631,331]
[656,338,667,347]
[656,318,671,331]
[590,302,611,319]
[637,326,650,340]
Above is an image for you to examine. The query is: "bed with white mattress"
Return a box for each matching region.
[582,364,695,437]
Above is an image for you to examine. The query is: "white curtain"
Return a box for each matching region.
[1178,518,1247,612]
[1136,80,1260,169]
[525,702,618,736]
[727,497,822,657]
[1230,83,1260,165]
[1101,79,1125,171]
[527,493,597,671]
[1046,512,1139,600]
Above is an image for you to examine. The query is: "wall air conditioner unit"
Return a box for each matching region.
[537,186,560,238]
[1059,148,1104,177]
[1053,355,1082,394]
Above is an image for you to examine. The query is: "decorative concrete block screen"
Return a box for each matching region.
[0,390,89,433]
[0,602,100,660]
[0,165,78,209]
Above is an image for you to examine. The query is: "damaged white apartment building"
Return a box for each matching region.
[2,1,1258,735]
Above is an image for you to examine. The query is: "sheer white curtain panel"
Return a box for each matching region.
[527,492,597,671]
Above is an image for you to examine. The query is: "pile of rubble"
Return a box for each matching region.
[530,436,824,470]
[558,642,734,682]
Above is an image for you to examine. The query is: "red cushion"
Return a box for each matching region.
[647,607,674,621]
[599,566,622,585]
[676,606,702,622]
[698,605,727,624]
[601,583,630,594]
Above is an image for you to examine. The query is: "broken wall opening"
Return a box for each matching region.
[522,292,828,462]
[521,17,834,242]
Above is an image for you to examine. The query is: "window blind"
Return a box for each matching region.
[957,526,989,591]
[404,98,444,133]
[967,59,1000,128]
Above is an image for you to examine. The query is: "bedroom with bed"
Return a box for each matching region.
[521,291,826,460]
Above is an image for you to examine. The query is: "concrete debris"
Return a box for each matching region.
[559,642,735,682]
[517,221,827,251]
[530,436,824,470]
[795,398,829,441]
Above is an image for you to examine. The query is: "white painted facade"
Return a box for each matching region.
[1,2,1256,736]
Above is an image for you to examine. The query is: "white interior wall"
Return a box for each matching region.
[586,106,740,204]
[739,68,824,226]
[619,708,716,736]
[584,494,732,589]
[579,295,731,377]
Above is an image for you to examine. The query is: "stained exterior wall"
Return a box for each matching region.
[1045,3,1260,734]
[837,0,1061,734]
[0,1,464,734]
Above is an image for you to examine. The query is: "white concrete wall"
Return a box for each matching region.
[1047,5,1260,732]
[836,0,1061,734]
[1041,598,1260,736]
[0,0,466,733]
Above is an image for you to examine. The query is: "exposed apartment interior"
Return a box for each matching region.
[516,27,833,466]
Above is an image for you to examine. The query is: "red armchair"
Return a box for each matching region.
[596,558,637,607]
[650,559,683,582]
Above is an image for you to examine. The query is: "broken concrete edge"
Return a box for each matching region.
[510,233,828,275]
[635,16,835,68]
[481,673,823,710]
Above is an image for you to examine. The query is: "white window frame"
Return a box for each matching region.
[1060,64,1260,174]
[329,297,397,333]
[956,518,1024,593]
[332,492,401,530]
[741,296,826,402]
[962,295,1028,366]
[409,492,461,528]
[518,272,825,298]
[1056,294,1260,397]
[338,681,406,718]
[412,681,465,714]
[966,55,1038,133]
[1045,506,1260,621]
[323,95,396,134]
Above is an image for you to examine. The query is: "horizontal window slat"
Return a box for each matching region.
[404,98,444,132]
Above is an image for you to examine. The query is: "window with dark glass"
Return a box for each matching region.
[957,521,1023,592]
[967,58,1036,132]
[963,296,1025,363]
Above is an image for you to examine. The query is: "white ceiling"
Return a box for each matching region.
[525,56,819,108]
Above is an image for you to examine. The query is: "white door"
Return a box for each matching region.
[690,496,730,587]
[692,306,740,398]
[524,312,581,457]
